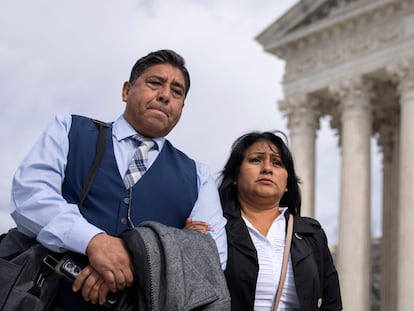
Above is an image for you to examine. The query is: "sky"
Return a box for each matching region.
[0,0,383,245]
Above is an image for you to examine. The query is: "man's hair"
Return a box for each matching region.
[129,49,191,97]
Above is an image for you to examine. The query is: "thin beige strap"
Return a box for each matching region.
[273,214,294,311]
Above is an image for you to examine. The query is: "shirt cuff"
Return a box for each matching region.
[63,219,105,254]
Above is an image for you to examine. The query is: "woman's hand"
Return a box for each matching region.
[183,218,214,234]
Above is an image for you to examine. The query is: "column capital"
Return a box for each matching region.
[371,80,400,137]
[328,76,373,114]
[386,58,414,93]
[278,94,320,132]
[328,76,373,131]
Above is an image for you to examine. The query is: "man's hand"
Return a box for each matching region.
[72,265,110,305]
[83,233,134,292]
[184,218,214,234]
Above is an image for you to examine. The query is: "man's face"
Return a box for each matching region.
[122,63,186,137]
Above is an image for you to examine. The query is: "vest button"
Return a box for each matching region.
[121,218,128,224]
[123,198,130,204]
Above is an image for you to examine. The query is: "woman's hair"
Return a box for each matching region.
[218,131,301,215]
[128,49,191,97]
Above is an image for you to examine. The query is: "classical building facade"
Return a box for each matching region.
[256,0,414,310]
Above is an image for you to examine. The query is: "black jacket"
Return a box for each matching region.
[223,201,342,311]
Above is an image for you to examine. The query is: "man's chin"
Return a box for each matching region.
[142,123,173,138]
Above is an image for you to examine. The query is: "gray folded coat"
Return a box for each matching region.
[117,221,231,311]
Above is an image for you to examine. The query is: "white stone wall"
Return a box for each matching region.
[256,1,414,310]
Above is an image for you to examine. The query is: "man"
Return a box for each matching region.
[10,49,227,310]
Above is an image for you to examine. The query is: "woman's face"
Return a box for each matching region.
[235,140,288,207]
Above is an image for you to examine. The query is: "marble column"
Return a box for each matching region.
[387,60,414,311]
[329,77,372,311]
[378,123,399,311]
[372,81,400,311]
[279,94,319,217]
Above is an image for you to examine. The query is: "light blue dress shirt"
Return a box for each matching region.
[10,114,227,269]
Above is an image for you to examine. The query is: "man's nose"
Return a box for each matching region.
[157,86,171,104]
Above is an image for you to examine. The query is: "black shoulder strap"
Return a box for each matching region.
[78,119,111,208]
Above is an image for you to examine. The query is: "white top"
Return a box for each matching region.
[243,208,300,310]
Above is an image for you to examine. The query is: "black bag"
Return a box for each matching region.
[0,228,62,311]
[0,118,110,311]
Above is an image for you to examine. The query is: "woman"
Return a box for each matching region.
[218,131,342,311]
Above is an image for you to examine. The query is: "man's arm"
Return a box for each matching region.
[189,162,228,270]
[10,114,104,254]
[10,115,133,298]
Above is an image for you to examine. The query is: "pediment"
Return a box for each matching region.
[293,0,362,30]
[256,0,389,54]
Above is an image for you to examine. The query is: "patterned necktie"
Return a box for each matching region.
[123,135,155,189]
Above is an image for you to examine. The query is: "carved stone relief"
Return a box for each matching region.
[293,0,366,30]
[283,2,406,81]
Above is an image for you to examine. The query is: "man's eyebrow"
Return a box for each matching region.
[146,74,165,81]
[171,80,185,91]
[146,75,185,91]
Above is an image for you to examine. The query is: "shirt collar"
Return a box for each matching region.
[112,114,164,150]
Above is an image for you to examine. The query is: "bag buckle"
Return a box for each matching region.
[27,254,60,297]
[42,254,60,271]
